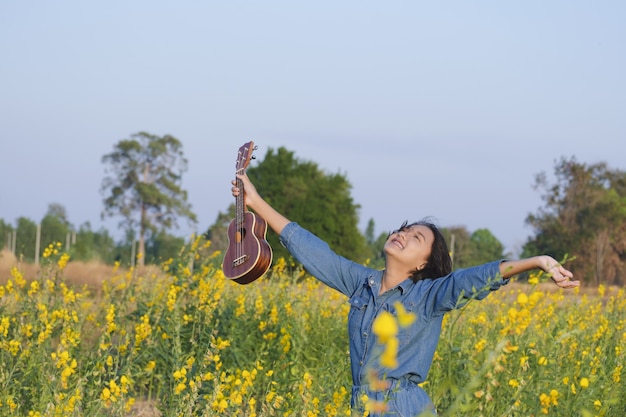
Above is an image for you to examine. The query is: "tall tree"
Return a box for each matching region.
[101,132,197,267]
[524,156,626,285]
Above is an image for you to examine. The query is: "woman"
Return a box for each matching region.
[231,172,579,416]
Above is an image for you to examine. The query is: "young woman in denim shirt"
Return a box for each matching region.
[231,172,579,417]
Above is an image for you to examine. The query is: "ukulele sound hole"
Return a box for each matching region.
[236,227,247,242]
[233,227,249,267]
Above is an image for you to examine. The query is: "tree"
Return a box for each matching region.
[204,209,235,255]
[467,228,505,265]
[440,226,504,270]
[0,218,13,251]
[364,218,389,270]
[71,222,116,263]
[441,226,471,269]
[14,217,37,262]
[213,146,367,264]
[524,156,626,285]
[40,203,71,252]
[145,230,186,264]
[101,132,197,267]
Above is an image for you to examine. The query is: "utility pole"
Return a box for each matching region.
[35,223,41,265]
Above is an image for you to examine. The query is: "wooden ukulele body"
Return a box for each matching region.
[223,211,273,284]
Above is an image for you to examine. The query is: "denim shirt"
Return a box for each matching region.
[279,222,508,413]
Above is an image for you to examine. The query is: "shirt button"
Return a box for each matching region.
[363,332,367,337]
[369,279,374,285]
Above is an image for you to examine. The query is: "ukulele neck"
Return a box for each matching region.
[235,169,247,224]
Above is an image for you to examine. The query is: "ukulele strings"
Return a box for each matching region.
[236,165,243,264]
[235,146,248,265]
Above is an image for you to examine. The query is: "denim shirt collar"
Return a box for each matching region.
[366,270,413,297]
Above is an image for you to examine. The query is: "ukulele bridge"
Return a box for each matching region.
[232,255,249,267]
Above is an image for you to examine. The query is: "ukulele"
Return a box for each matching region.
[222,141,273,284]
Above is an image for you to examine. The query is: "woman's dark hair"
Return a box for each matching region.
[391,219,453,282]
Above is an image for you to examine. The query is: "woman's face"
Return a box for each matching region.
[384,224,435,271]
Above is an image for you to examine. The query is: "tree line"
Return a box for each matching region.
[2,133,624,285]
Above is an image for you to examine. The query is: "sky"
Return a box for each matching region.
[1,1,624,256]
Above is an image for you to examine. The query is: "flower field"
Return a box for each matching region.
[0,239,625,416]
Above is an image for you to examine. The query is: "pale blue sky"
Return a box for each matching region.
[1,1,624,255]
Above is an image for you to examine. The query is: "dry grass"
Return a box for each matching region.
[0,248,165,289]
[127,400,161,417]
[0,248,37,282]
[0,248,115,287]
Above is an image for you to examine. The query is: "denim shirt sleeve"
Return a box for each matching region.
[279,222,371,297]
[424,260,508,315]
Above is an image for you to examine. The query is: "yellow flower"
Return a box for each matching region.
[517,293,529,306]
[372,311,398,343]
[474,338,487,352]
[58,253,70,270]
[393,302,416,327]
[379,337,399,369]
[213,399,228,412]
[502,342,519,354]
[367,400,388,414]
[580,377,589,389]
[143,361,156,372]
[101,387,111,401]
[174,382,186,394]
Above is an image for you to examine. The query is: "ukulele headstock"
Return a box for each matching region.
[236,141,258,174]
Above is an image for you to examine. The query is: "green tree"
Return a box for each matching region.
[215,146,367,264]
[101,132,197,267]
[524,156,626,285]
[0,219,13,251]
[14,217,37,262]
[40,203,71,253]
[441,226,505,270]
[204,209,235,255]
[71,222,117,263]
[468,229,505,265]
[145,230,186,264]
[364,218,388,269]
[441,226,471,269]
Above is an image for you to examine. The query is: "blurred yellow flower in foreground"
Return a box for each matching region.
[394,302,416,327]
[372,311,397,343]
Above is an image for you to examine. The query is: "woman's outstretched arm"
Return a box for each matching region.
[232,172,290,236]
[500,255,580,288]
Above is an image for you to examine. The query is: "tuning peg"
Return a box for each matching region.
[251,155,257,160]
[253,145,258,150]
